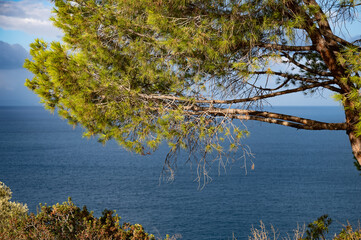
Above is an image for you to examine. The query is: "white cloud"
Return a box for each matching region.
[0,0,62,39]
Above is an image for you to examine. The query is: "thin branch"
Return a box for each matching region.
[256,43,316,51]
[281,52,333,77]
[233,42,316,52]
[245,79,291,91]
[139,80,338,104]
[250,71,342,92]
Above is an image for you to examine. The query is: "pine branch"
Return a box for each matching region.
[281,52,333,77]
[184,106,347,130]
[139,80,338,104]
[257,43,316,51]
[250,71,342,92]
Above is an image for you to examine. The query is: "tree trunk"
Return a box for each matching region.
[347,130,361,165]
[344,105,361,166]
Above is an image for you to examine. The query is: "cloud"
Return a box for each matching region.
[0,41,30,69]
[0,0,62,39]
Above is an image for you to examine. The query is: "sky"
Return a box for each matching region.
[0,0,62,106]
[0,0,360,106]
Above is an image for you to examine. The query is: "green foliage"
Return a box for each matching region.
[0,181,28,233]
[24,0,361,180]
[249,216,361,240]
[24,0,249,180]
[336,46,361,133]
[334,225,361,240]
[0,182,178,240]
[1,197,157,240]
[303,215,332,240]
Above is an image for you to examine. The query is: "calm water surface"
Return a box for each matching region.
[0,106,360,239]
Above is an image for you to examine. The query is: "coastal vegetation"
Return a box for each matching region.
[1,181,360,239]
[0,181,157,240]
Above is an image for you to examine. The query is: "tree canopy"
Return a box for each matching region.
[24,0,361,182]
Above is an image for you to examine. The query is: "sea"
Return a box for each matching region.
[0,106,360,240]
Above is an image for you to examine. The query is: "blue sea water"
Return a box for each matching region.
[0,106,360,239]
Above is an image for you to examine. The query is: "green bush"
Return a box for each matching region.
[0,182,157,240]
[0,198,156,240]
[248,216,361,240]
[334,225,361,240]
[303,215,332,240]
[0,181,28,233]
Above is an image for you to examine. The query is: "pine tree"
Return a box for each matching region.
[24,0,361,182]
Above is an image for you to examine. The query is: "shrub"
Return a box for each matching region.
[0,198,156,240]
[303,215,332,240]
[248,216,361,240]
[0,181,157,239]
[334,225,361,240]
[0,181,28,233]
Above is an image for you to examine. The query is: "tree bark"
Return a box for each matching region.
[347,130,361,165]
[296,0,361,165]
[344,104,361,165]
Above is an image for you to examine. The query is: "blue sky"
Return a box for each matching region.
[0,0,359,106]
